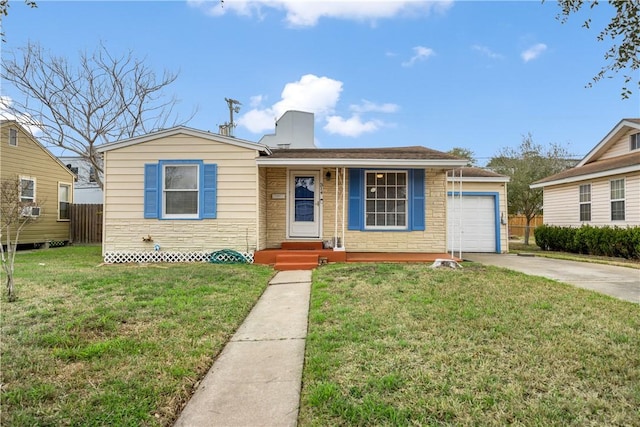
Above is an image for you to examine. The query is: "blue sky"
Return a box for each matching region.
[2,0,639,165]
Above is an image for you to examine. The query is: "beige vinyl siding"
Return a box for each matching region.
[0,123,74,244]
[542,172,640,226]
[102,135,261,253]
[599,128,638,160]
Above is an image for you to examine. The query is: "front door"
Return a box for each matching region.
[289,170,321,238]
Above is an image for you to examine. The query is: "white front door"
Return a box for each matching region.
[289,170,321,238]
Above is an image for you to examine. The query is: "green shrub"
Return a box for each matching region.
[534,224,640,260]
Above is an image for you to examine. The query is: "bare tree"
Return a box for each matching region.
[0,177,40,301]
[1,42,194,188]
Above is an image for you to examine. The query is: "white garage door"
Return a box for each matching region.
[447,195,496,253]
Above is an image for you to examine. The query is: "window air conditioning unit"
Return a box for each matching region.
[21,206,41,217]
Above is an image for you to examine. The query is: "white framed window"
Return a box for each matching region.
[89,166,97,183]
[365,170,408,229]
[162,163,199,219]
[579,183,591,222]
[20,177,35,203]
[58,182,72,221]
[66,164,79,182]
[610,178,625,221]
[631,133,640,151]
[9,128,18,146]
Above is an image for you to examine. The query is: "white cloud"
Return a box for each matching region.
[324,114,382,137]
[249,95,265,108]
[401,46,435,67]
[237,74,343,133]
[472,44,503,60]
[521,43,547,62]
[188,0,453,27]
[0,96,42,136]
[237,75,398,137]
[350,100,399,114]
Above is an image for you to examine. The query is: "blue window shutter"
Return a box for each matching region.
[144,163,159,219]
[202,164,217,219]
[348,168,363,230]
[410,169,425,231]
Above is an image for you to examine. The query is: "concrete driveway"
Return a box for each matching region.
[466,253,639,304]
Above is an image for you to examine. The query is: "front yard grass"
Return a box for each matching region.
[1,245,274,426]
[300,263,640,426]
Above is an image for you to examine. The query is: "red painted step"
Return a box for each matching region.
[280,241,324,250]
[274,253,319,271]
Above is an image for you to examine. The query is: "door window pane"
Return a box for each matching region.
[294,176,315,222]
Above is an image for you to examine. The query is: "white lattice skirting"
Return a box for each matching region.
[104,251,254,264]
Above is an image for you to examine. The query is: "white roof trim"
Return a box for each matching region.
[446,176,510,183]
[96,126,271,154]
[530,164,640,188]
[255,158,468,168]
[577,119,640,167]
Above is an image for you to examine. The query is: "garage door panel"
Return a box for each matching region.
[448,195,496,252]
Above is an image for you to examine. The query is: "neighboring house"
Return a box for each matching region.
[447,167,510,253]
[0,120,75,246]
[59,156,104,204]
[96,110,508,264]
[531,118,640,227]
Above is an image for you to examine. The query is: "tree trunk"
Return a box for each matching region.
[6,273,16,302]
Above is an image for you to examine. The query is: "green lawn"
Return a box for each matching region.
[300,263,640,426]
[3,248,639,426]
[1,245,274,426]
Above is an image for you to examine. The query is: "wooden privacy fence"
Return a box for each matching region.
[508,215,543,239]
[70,204,103,244]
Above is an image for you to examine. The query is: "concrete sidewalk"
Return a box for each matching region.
[174,270,312,427]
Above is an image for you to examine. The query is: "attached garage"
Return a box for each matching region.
[447,168,510,254]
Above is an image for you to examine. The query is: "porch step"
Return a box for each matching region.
[280,241,324,251]
[274,253,319,271]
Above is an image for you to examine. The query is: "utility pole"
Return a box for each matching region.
[219,98,241,137]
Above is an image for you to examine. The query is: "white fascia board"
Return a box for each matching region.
[255,158,468,168]
[530,164,640,188]
[577,120,640,167]
[96,126,269,153]
[446,176,510,183]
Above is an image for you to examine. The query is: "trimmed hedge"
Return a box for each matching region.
[534,224,640,260]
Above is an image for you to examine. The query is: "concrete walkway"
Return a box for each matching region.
[174,270,312,427]
[467,253,639,304]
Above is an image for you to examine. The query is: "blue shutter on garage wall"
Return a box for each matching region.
[201,164,217,219]
[348,168,363,230]
[144,163,159,219]
[410,169,425,231]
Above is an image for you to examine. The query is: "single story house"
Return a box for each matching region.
[96,111,509,264]
[1,120,76,246]
[59,156,103,204]
[531,118,640,227]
